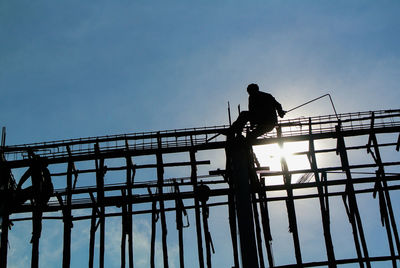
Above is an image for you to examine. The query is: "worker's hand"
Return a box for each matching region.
[278,110,287,118]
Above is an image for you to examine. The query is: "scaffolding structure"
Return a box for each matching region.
[1,109,400,267]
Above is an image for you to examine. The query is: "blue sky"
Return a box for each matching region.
[1,1,400,267]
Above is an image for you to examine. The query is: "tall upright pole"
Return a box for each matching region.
[62,160,73,268]
[0,137,10,268]
[190,147,205,268]
[95,144,106,268]
[226,136,259,268]
[336,123,370,268]
[276,127,303,266]
[308,118,336,267]
[156,134,169,268]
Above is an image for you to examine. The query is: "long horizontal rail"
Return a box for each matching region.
[3,124,400,169]
[11,173,400,215]
[2,109,399,166]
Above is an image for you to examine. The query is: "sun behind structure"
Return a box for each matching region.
[253,141,310,185]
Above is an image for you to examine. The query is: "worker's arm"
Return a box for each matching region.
[274,99,286,118]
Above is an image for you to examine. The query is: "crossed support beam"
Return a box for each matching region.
[2,109,400,268]
[336,122,371,268]
[276,126,303,266]
[120,142,135,268]
[88,143,107,268]
[307,118,336,267]
[366,113,400,267]
[0,152,14,268]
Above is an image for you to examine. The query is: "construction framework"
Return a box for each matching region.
[1,109,400,267]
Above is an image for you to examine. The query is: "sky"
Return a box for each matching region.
[1,1,400,267]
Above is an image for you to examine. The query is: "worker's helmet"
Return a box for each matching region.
[247,83,259,94]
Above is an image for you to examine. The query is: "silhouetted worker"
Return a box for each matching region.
[15,156,54,244]
[229,83,286,139]
[15,157,54,207]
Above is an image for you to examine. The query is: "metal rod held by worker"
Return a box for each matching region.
[228,102,232,126]
[287,93,339,120]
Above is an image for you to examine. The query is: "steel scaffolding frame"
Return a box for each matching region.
[0,109,400,267]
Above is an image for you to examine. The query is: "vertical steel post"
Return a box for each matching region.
[95,144,105,268]
[31,207,41,268]
[228,190,240,268]
[150,197,157,268]
[259,177,274,267]
[125,153,134,268]
[156,134,169,268]
[336,124,370,268]
[174,183,185,268]
[30,159,44,268]
[226,137,259,268]
[0,211,9,268]
[276,127,303,265]
[367,114,399,265]
[251,190,265,268]
[190,148,205,268]
[0,151,10,268]
[61,160,73,268]
[121,190,127,268]
[308,118,336,267]
[88,198,97,268]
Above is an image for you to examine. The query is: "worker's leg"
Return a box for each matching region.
[230,111,251,136]
[247,123,275,140]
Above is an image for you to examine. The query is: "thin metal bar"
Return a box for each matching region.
[62,161,73,268]
[336,123,370,268]
[148,188,157,268]
[308,118,336,267]
[228,191,240,268]
[251,190,265,268]
[367,116,400,261]
[31,207,41,268]
[375,171,397,267]
[174,183,185,268]
[201,199,212,268]
[156,134,169,268]
[0,213,9,268]
[0,152,10,268]
[121,190,127,268]
[277,127,302,265]
[258,177,274,267]
[95,144,106,268]
[1,127,5,147]
[191,149,205,268]
[286,94,339,120]
[125,153,134,268]
[88,206,96,268]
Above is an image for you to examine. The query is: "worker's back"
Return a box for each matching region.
[248,91,278,124]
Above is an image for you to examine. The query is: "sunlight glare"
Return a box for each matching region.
[253,141,310,184]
